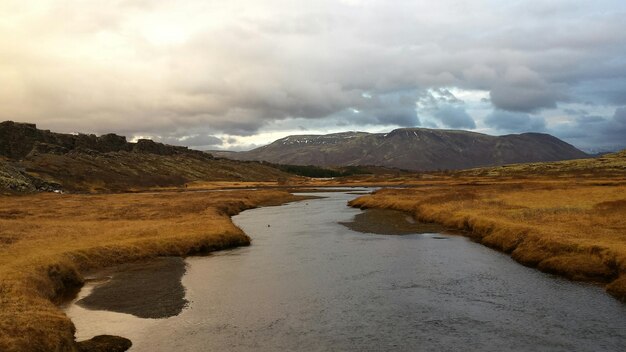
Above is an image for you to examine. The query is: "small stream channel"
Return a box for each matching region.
[64,189,626,351]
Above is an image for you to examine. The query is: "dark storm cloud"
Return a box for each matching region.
[613,107,626,124]
[1,0,625,149]
[484,110,546,133]
[489,83,560,112]
[550,107,626,151]
[488,67,564,113]
[433,106,476,129]
[571,78,626,106]
[355,92,420,127]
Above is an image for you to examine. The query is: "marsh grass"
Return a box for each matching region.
[0,189,301,352]
[349,181,626,302]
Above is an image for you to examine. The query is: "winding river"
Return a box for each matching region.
[65,189,626,351]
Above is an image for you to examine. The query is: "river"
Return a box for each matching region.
[64,189,626,351]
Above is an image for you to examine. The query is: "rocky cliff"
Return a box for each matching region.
[0,121,207,160]
[0,121,288,193]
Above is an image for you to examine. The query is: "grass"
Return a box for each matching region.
[456,150,626,178]
[0,189,302,352]
[348,180,626,302]
[2,150,625,350]
[1,151,292,194]
[340,150,626,300]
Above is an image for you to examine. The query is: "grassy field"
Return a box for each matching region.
[349,174,626,302]
[0,189,302,352]
[2,150,625,350]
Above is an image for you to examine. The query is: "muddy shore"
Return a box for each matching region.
[340,208,446,235]
[76,257,187,319]
[348,184,626,303]
[0,189,305,352]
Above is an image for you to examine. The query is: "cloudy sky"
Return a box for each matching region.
[1,0,625,152]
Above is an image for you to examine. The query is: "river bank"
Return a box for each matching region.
[0,189,304,352]
[65,189,626,351]
[348,180,626,302]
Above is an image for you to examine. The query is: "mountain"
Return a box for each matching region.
[214,128,589,171]
[0,121,288,193]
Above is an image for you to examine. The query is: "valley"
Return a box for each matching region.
[1,122,625,351]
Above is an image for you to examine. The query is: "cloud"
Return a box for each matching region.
[176,134,223,147]
[542,107,626,151]
[484,110,546,133]
[563,108,590,116]
[0,0,625,150]
[489,66,564,112]
[354,92,420,127]
[416,88,476,129]
[613,107,626,124]
[570,77,626,106]
[138,133,223,148]
[433,105,476,129]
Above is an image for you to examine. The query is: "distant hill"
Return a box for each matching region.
[456,148,626,177]
[0,121,289,193]
[214,128,589,171]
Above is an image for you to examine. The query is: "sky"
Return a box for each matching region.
[1,0,625,152]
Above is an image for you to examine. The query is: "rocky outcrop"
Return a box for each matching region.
[0,121,289,193]
[0,158,62,193]
[0,121,211,160]
[132,138,208,158]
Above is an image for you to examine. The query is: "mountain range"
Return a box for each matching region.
[1,122,592,193]
[213,128,588,171]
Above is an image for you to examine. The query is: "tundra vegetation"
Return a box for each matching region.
[348,150,626,302]
[2,120,626,351]
[0,190,303,352]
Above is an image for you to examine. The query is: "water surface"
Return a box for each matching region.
[65,190,626,351]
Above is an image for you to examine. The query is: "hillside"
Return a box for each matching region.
[455,149,626,178]
[215,128,588,171]
[0,121,289,193]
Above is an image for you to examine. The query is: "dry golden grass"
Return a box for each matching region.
[0,189,301,352]
[303,149,626,187]
[349,179,626,302]
[458,150,626,178]
[2,151,625,350]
